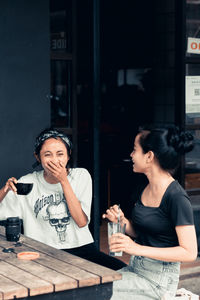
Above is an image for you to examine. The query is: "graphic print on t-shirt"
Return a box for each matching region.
[34,192,71,243]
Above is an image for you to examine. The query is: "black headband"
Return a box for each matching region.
[34,129,71,153]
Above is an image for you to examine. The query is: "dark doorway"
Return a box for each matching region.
[77,0,154,218]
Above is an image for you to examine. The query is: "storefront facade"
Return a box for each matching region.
[0,0,200,247]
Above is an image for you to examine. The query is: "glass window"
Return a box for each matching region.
[50,8,72,53]
[185,63,200,189]
[185,64,200,125]
[50,60,72,128]
[50,0,73,128]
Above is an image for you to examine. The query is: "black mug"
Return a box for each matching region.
[14,183,33,195]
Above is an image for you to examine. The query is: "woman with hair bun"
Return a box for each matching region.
[103,124,197,299]
[0,127,126,270]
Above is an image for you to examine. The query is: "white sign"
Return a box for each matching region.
[186,76,200,113]
[187,37,200,54]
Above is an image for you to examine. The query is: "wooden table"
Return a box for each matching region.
[0,227,122,300]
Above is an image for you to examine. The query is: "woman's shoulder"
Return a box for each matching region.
[69,168,91,179]
[164,181,194,224]
[164,180,190,207]
[167,180,188,197]
[18,171,42,183]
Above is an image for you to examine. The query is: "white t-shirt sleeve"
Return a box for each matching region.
[0,190,23,220]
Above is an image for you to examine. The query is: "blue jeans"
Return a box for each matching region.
[111,255,180,300]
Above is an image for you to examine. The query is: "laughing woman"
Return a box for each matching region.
[0,128,126,270]
[103,124,197,299]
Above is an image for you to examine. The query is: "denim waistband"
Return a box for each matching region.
[129,255,180,274]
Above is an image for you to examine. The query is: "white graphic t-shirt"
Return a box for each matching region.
[0,168,94,249]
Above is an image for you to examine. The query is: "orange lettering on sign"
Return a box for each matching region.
[191,42,197,50]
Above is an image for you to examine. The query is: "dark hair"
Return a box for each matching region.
[33,127,73,168]
[138,124,194,173]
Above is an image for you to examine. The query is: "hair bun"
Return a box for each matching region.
[168,127,194,154]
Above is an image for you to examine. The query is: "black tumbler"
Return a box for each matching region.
[5,217,21,242]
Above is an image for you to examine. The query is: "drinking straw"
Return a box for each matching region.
[118,204,120,224]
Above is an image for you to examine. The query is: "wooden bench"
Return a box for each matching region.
[0,226,122,299]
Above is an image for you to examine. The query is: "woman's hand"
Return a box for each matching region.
[46,161,68,183]
[4,177,18,193]
[103,205,137,238]
[102,204,125,223]
[109,232,140,256]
